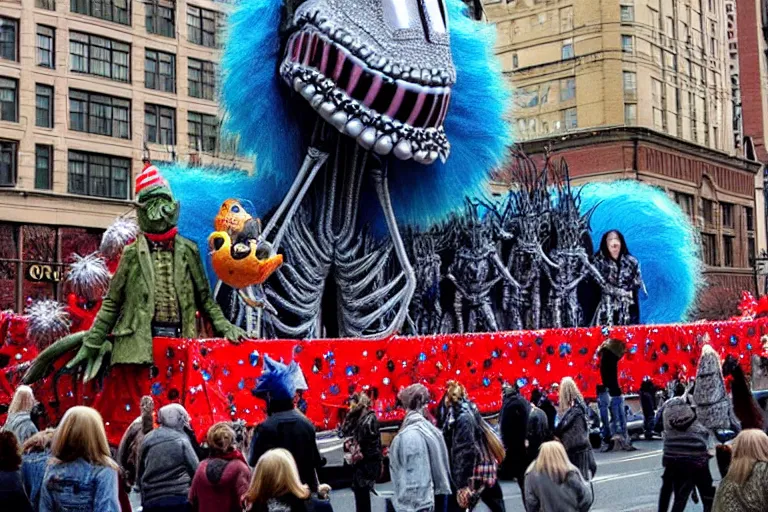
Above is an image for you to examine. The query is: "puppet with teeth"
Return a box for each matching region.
[164,0,512,340]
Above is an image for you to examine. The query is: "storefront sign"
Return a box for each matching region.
[26,264,63,283]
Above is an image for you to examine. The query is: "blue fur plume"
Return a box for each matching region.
[388,0,513,227]
[579,180,702,324]
[255,354,299,401]
[218,0,300,205]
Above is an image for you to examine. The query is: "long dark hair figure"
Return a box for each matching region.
[597,230,630,260]
[722,355,765,430]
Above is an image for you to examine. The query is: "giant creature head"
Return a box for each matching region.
[282,0,455,163]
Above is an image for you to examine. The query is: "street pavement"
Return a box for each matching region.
[327,439,717,512]
[131,439,718,511]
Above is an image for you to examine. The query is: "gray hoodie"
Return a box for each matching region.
[137,405,199,506]
[524,468,593,512]
[389,411,452,512]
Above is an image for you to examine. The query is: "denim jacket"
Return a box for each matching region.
[22,450,50,509]
[39,458,120,512]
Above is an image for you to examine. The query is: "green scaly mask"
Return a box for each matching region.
[137,187,180,234]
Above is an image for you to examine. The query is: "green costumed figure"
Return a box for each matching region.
[26,161,247,388]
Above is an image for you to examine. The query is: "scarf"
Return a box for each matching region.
[213,449,247,465]
[144,227,178,243]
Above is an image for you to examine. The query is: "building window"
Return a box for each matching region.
[621,35,634,53]
[561,40,574,60]
[145,104,176,145]
[69,89,131,139]
[0,140,17,186]
[723,235,734,267]
[187,6,219,48]
[623,71,636,99]
[746,206,754,231]
[0,78,18,123]
[564,108,577,130]
[70,0,130,26]
[749,237,756,264]
[146,0,175,38]
[512,53,518,69]
[701,233,717,266]
[0,18,18,62]
[36,0,56,10]
[624,103,637,125]
[702,198,714,226]
[653,108,664,130]
[721,202,734,229]
[560,78,575,101]
[188,112,218,153]
[35,145,53,190]
[673,191,693,217]
[145,49,176,93]
[69,32,131,83]
[36,84,54,128]
[36,25,55,68]
[620,5,634,22]
[68,151,130,199]
[188,58,216,100]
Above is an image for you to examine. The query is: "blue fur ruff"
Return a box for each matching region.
[255,355,299,401]
[579,180,702,324]
[166,0,512,233]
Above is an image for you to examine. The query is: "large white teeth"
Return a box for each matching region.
[293,77,305,92]
[414,150,430,164]
[310,94,324,109]
[373,135,394,155]
[319,102,335,120]
[428,150,439,163]
[300,84,316,100]
[358,127,377,149]
[330,111,348,130]
[345,118,364,137]
[393,139,413,160]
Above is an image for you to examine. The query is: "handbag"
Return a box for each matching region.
[343,436,364,465]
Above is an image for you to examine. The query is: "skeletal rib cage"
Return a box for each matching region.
[216,144,634,339]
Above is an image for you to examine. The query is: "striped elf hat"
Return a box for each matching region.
[135,160,171,200]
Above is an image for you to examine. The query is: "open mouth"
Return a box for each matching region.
[281,21,453,164]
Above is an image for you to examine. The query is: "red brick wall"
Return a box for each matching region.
[736,0,768,162]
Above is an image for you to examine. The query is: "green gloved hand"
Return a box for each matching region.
[220,324,248,344]
[67,337,113,382]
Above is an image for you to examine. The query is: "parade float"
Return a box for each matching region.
[2,0,768,443]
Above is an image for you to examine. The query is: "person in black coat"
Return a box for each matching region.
[248,357,324,492]
[0,431,34,512]
[498,382,531,499]
[531,388,557,433]
[341,393,382,512]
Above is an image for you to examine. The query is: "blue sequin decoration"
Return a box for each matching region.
[238,379,245,390]
[329,384,340,395]
[516,377,528,388]
[249,351,260,366]
[558,343,572,357]
[201,370,212,381]
[151,382,163,396]
[482,377,491,387]
[418,352,427,362]
[730,335,739,347]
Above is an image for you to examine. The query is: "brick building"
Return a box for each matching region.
[485,0,767,312]
[0,0,251,311]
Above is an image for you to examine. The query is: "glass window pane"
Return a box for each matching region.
[35,145,52,190]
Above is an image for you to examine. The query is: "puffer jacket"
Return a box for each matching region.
[661,396,710,467]
[137,426,199,506]
[39,458,120,512]
[2,412,38,444]
[713,461,768,512]
[188,452,251,512]
[524,468,593,512]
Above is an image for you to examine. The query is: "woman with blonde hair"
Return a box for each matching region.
[39,406,120,512]
[524,441,593,512]
[188,422,251,512]
[243,448,332,512]
[713,429,768,512]
[554,378,596,480]
[2,385,38,443]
